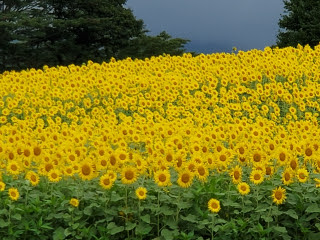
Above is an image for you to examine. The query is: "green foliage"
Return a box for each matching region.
[277,0,320,48]
[1,171,320,239]
[0,0,144,71]
[116,31,190,60]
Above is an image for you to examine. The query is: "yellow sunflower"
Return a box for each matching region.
[121,166,138,184]
[0,181,6,191]
[99,174,114,190]
[177,170,194,188]
[135,187,147,200]
[208,198,221,213]
[48,169,62,183]
[154,170,171,187]
[272,186,286,205]
[6,160,21,176]
[296,168,309,183]
[237,182,250,195]
[69,198,79,207]
[79,161,96,181]
[249,169,264,185]
[8,187,19,201]
[230,165,242,184]
[25,171,40,186]
[282,168,294,185]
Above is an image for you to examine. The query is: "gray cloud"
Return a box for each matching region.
[126,0,284,53]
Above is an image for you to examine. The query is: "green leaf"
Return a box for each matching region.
[107,222,124,235]
[140,214,150,224]
[180,214,198,223]
[261,215,273,223]
[125,222,136,231]
[161,229,174,240]
[0,218,9,228]
[83,206,92,216]
[135,222,152,235]
[285,209,298,219]
[305,204,320,213]
[316,223,320,231]
[273,226,287,234]
[53,227,65,240]
[12,213,21,221]
[160,206,174,215]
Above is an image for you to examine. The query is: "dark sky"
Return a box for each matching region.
[125,0,285,54]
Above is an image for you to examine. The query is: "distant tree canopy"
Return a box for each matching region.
[277,0,320,48]
[0,0,190,72]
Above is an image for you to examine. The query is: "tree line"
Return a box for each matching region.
[0,0,320,72]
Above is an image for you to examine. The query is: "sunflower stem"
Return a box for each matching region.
[157,190,160,237]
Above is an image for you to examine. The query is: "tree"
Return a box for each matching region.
[277,0,320,48]
[0,0,144,71]
[116,31,190,60]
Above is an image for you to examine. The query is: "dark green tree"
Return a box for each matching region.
[0,0,144,71]
[117,31,190,60]
[277,0,320,48]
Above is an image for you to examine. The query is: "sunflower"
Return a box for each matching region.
[282,168,294,185]
[177,170,194,188]
[99,174,114,190]
[208,198,221,213]
[195,164,209,182]
[48,169,62,183]
[25,171,40,186]
[79,161,96,181]
[0,181,5,191]
[154,170,171,187]
[8,187,19,201]
[237,182,250,195]
[249,169,264,185]
[272,186,286,205]
[69,198,79,207]
[230,165,242,184]
[121,166,138,184]
[135,187,147,200]
[296,168,309,183]
[6,160,21,176]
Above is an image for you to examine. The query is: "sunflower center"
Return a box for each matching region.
[279,152,286,162]
[125,170,134,180]
[253,153,261,162]
[159,174,166,182]
[219,155,226,162]
[290,160,297,170]
[254,173,261,180]
[166,154,173,162]
[139,191,144,196]
[284,172,290,181]
[110,156,116,166]
[181,173,190,183]
[239,147,245,154]
[51,173,58,179]
[31,175,37,182]
[275,191,282,200]
[234,171,240,180]
[299,173,305,179]
[119,153,126,160]
[11,165,17,171]
[11,192,16,197]
[103,178,110,185]
[241,185,247,191]
[33,147,41,156]
[305,148,312,157]
[211,202,218,209]
[82,165,91,176]
[101,160,107,166]
[198,167,205,176]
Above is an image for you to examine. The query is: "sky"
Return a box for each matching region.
[125,0,285,54]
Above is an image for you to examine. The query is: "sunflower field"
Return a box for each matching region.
[1,44,320,240]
